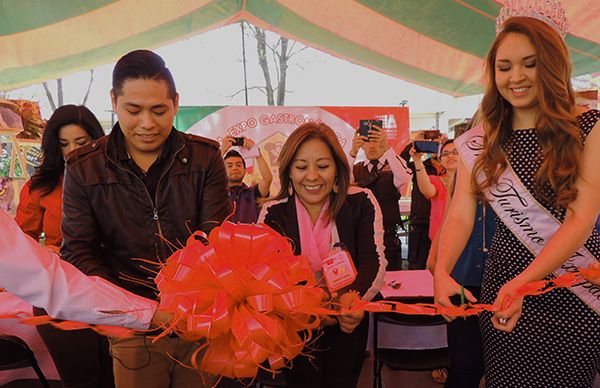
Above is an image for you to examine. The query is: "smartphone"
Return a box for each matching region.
[232,137,245,147]
[423,130,441,140]
[359,119,383,138]
[413,140,440,154]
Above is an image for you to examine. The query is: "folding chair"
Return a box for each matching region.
[372,297,450,388]
[0,334,51,388]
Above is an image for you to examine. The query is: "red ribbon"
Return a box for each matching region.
[154,222,327,379]
[2,221,599,380]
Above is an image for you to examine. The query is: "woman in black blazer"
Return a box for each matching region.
[258,121,386,388]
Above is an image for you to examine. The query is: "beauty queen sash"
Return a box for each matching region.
[456,125,600,316]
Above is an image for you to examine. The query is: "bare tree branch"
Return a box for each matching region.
[82,69,95,106]
[277,37,289,106]
[227,86,268,98]
[57,78,64,107]
[42,82,57,111]
[255,26,275,105]
[288,45,308,59]
[245,23,304,106]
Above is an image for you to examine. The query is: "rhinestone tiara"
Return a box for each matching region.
[496,0,568,39]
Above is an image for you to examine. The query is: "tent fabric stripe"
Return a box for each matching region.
[242,3,483,96]
[0,0,599,94]
[276,0,484,85]
[0,0,114,35]
[0,0,242,91]
[0,0,216,69]
[358,0,497,58]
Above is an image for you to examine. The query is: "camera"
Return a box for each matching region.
[423,130,441,140]
[359,119,382,139]
[232,137,245,147]
[413,140,440,154]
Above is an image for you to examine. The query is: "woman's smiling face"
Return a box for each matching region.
[290,137,337,216]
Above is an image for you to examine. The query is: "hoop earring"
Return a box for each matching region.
[332,176,339,194]
[288,183,294,196]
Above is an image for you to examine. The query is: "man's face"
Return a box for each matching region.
[225,156,246,185]
[363,140,384,161]
[111,78,178,159]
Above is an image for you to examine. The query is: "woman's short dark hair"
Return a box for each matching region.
[272,121,350,221]
[30,105,104,196]
[112,49,177,101]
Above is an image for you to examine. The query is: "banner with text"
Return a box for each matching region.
[178,106,409,194]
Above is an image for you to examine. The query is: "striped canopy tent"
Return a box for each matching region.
[1,0,599,95]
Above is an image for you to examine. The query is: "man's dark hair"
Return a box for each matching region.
[112,49,177,101]
[224,150,246,169]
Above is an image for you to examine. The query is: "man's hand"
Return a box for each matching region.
[244,137,256,149]
[150,309,173,330]
[367,125,389,153]
[221,136,235,156]
[350,130,368,158]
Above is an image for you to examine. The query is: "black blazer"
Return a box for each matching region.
[258,187,386,300]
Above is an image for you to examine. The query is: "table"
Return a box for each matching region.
[0,292,59,384]
[369,270,447,350]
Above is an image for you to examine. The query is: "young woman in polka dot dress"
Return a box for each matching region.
[434,16,600,388]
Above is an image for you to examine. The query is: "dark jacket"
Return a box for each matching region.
[353,161,402,266]
[258,187,386,300]
[61,125,231,300]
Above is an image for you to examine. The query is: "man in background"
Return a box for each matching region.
[349,125,412,271]
[222,136,273,223]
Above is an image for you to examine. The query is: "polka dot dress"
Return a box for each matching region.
[480,110,600,387]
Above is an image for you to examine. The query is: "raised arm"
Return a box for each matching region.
[411,147,438,199]
[1,210,157,329]
[433,157,479,317]
[244,138,272,198]
[369,127,412,191]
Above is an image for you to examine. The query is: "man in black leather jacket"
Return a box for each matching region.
[61,50,230,387]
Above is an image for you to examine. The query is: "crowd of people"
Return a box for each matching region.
[1,1,600,387]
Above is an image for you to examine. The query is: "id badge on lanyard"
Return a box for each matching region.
[321,224,357,293]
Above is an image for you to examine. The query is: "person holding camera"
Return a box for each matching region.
[222,136,273,223]
[349,124,412,271]
[410,139,457,245]
[400,130,445,270]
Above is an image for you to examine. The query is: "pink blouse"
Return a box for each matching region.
[428,175,448,241]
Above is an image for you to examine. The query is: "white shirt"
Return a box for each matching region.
[0,210,157,330]
[348,148,413,192]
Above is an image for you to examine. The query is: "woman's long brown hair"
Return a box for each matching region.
[474,17,582,209]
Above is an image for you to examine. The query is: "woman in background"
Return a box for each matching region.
[411,140,457,244]
[15,105,114,388]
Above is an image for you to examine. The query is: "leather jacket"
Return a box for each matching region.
[61,125,231,300]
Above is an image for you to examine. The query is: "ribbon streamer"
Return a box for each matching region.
[2,221,599,380]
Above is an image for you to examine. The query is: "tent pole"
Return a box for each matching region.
[240,22,249,106]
